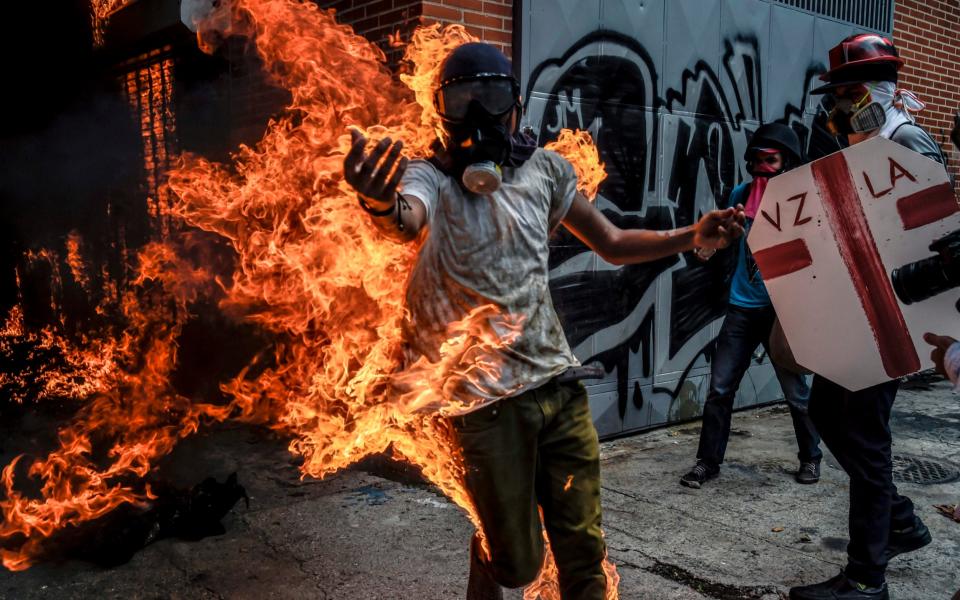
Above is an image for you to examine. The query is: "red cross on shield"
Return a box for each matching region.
[747,136,960,391]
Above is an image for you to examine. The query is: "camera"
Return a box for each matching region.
[891,229,960,305]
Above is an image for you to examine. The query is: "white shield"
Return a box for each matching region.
[747,136,960,391]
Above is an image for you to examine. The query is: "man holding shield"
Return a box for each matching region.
[790,34,947,600]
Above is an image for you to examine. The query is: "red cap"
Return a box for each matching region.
[810,34,904,94]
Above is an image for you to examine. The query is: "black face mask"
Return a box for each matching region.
[437,101,538,194]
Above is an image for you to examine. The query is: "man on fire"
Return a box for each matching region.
[343,42,745,599]
[789,34,947,600]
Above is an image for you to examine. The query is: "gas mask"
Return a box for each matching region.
[435,76,536,194]
[826,86,887,136]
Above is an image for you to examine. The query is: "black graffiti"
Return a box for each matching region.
[528,30,836,430]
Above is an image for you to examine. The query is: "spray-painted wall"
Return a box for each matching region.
[519,0,883,437]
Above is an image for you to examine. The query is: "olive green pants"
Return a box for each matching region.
[450,378,607,599]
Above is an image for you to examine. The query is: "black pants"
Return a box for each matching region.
[697,304,822,467]
[453,379,607,598]
[809,376,917,587]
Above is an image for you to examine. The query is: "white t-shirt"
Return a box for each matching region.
[400,148,580,413]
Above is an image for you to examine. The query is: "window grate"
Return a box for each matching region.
[120,47,180,238]
[771,0,894,33]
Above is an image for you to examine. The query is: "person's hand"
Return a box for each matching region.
[923,332,957,378]
[693,204,746,250]
[343,129,408,209]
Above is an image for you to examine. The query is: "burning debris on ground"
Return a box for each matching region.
[14,473,248,569]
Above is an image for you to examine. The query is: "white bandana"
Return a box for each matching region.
[866,81,926,139]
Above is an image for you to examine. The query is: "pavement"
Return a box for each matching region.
[1,377,958,600]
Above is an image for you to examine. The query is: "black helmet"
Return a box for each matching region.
[434,43,520,124]
[438,42,514,87]
[745,123,803,166]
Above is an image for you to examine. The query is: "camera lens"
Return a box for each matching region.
[891,256,951,305]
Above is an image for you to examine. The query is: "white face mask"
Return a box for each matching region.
[868,81,925,139]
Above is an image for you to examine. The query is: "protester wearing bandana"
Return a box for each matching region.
[342,43,746,600]
[790,34,947,600]
[680,123,823,491]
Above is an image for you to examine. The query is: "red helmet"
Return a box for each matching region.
[810,33,905,95]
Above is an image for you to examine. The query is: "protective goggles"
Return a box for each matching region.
[435,75,520,122]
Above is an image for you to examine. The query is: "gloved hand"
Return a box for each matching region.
[343,129,408,211]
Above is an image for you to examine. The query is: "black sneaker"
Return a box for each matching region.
[789,572,888,599]
[795,460,821,484]
[885,515,932,561]
[680,460,719,489]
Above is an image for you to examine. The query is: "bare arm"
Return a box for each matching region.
[343,129,428,242]
[561,192,745,265]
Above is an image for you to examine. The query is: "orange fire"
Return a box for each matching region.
[0,239,235,570]
[90,0,135,46]
[545,129,606,201]
[2,0,616,595]
[0,247,117,405]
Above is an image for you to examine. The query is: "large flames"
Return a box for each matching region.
[1,0,616,596]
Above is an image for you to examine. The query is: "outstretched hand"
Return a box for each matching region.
[694,204,746,250]
[343,129,408,209]
[923,332,957,378]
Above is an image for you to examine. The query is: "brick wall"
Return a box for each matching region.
[893,0,960,189]
[321,0,513,63]
[318,0,423,63]
[421,0,513,57]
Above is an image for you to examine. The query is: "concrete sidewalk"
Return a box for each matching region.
[2,379,958,599]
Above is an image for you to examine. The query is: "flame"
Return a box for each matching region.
[3,0,616,595]
[523,526,620,600]
[545,129,606,200]
[0,243,116,405]
[65,231,91,294]
[90,0,135,46]
[0,240,233,569]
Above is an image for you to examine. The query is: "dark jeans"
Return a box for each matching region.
[809,375,917,587]
[697,304,822,467]
[451,378,607,599]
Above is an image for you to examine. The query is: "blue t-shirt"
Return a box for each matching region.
[729,219,771,308]
[726,183,771,308]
